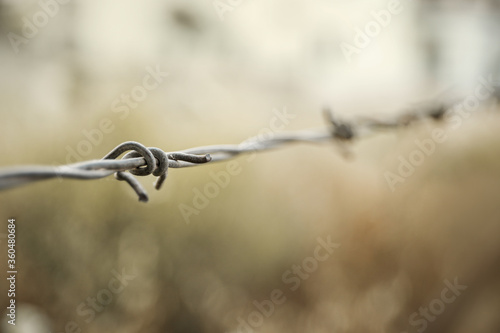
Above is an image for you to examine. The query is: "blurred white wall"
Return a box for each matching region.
[0,0,499,118]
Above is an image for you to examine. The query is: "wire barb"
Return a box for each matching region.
[323,107,355,141]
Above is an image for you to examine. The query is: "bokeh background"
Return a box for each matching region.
[1,1,500,332]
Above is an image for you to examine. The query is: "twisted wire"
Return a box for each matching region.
[0,104,492,202]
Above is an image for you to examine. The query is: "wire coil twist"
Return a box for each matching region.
[102,142,212,201]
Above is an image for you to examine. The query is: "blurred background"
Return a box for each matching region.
[1,0,500,332]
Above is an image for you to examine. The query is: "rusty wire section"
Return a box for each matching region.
[0,105,475,202]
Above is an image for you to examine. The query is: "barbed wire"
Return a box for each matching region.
[0,102,494,202]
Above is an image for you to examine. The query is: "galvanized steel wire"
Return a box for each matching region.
[0,106,467,202]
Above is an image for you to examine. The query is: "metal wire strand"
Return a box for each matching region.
[0,141,213,201]
[0,104,487,201]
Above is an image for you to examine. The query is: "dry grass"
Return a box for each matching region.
[1,108,500,333]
